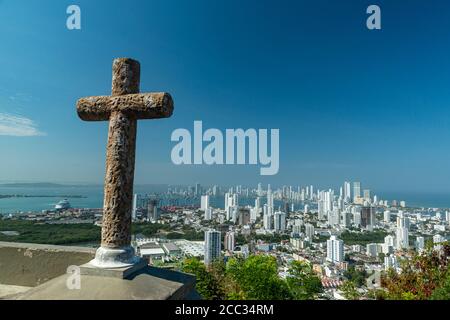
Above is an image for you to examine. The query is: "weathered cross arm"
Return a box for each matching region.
[77,92,174,121]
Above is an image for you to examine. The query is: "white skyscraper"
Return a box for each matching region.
[383,235,395,254]
[363,189,371,202]
[318,199,326,220]
[384,210,391,223]
[224,192,238,212]
[274,211,286,232]
[254,197,261,215]
[318,189,333,220]
[433,234,445,251]
[263,206,273,230]
[304,204,309,214]
[204,230,221,265]
[352,206,362,227]
[384,254,398,271]
[201,195,210,211]
[250,207,258,222]
[204,207,213,220]
[396,227,409,250]
[257,183,263,197]
[267,189,274,208]
[328,207,340,226]
[415,236,425,253]
[305,223,315,240]
[396,212,410,250]
[224,231,235,252]
[326,236,344,263]
[344,181,351,202]
[353,182,361,202]
[132,193,139,221]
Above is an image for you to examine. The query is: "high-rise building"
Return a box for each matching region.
[328,207,340,226]
[224,231,235,252]
[396,212,409,250]
[230,206,238,223]
[267,189,274,208]
[204,230,221,265]
[326,236,344,263]
[147,199,159,222]
[433,234,445,251]
[415,236,425,253]
[353,182,361,202]
[283,202,290,216]
[366,243,378,258]
[263,207,273,231]
[204,207,213,220]
[195,183,201,196]
[383,235,395,254]
[318,200,325,220]
[361,206,375,230]
[292,219,303,235]
[255,197,261,214]
[344,181,351,202]
[305,223,315,240]
[212,185,218,196]
[341,210,351,228]
[274,211,286,232]
[225,193,238,215]
[363,189,371,202]
[384,210,391,223]
[238,208,251,226]
[352,206,362,227]
[132,193,139,221]
[304,204,309,214]
[257,183,263,197]
[201,195,210,211]
[384,254,398,271]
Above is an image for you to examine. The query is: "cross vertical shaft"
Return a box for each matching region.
[102,59,139,249]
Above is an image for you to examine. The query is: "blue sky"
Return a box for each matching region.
[1,0,450,192]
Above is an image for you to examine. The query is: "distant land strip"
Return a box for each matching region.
[0,195,87,199]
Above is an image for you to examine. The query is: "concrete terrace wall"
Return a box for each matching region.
[0,242,95,287]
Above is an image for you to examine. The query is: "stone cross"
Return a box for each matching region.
[77,58,174,268]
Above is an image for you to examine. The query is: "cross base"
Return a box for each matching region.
[87,246,140,269]
[80,258,148,279]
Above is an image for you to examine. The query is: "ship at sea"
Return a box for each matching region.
[55,199,71,210]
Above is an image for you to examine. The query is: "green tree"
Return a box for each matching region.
[226,255,292,300]
[180,258,224,300]
[340,281,361,300]
[430,271,450,300]
[344,266,368,287]
[286,261,323,300]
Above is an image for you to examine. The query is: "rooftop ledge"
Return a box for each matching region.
[0,241,199,300]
